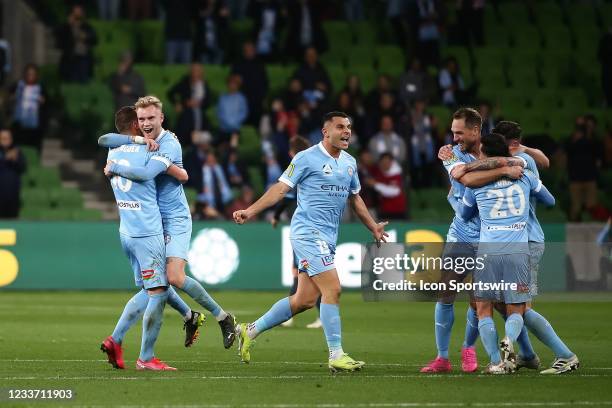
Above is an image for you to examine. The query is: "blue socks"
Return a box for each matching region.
[251,297,293,338]
[524,309,573,359]
[167,286,191,319]
[435,302,454,359]
[505,313,524,343]
[320,303,343,359]
[516,325,536,360]
[112,289,148,344]
[181,276,225,319]
[139,291,168,362]
[478,317,501,364]
[463,307,479,348]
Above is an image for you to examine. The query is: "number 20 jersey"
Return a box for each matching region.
[107,144,164,238]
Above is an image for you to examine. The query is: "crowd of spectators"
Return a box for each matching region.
[1,0,609,222]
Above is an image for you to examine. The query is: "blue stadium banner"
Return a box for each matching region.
[0,222,566,291]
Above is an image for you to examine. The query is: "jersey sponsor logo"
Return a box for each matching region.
[321,254,334,266]
[141,269,155,280]
[322,163,333,176]
[117,200,141,210]
[486,222,526,231]
[320,184,350,192]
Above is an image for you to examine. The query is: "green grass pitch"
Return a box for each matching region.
[1,291,611,407]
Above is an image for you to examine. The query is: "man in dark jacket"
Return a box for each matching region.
[0,129,26,219]
[231,41,269,125]
[55,4,98,82]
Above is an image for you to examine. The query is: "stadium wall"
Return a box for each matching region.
[0,222,573,292]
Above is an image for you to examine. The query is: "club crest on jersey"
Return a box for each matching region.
[322,163,333,176]
[141,269,155,280]
[299,259,310,270]
[347,166,354,176]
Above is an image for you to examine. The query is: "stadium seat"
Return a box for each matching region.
[238,126,261,164]
[266,65,293,95]
[49,188,84,208]
[484,24,511,47]
[183,187,197,206]
[559,88,588,113]
[519,111,549,136]
[498,2,530,25]
[320,51,347,68]
[21,189,50,208]
[574,27,602,57]
[511,26,542,50]
[375,46,404,77]
[567,4,595,29]
[35,168,62,188]
[132,20,164,64]
[348,65,377,94]
[541,24,572,51]
[20,146,39,168]
[531,90,561,111]
[507,66,539,88]
[323,21,352,52]
[533,1,564,26]
[326,65,347,94]
[205,65,231,97]
[247,165,264,197]
[345,45,376,69]
[546,110,575,140]
[351,21,377,46]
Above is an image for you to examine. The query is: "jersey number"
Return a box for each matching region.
[486,184,526,218]
[110,159,132,192]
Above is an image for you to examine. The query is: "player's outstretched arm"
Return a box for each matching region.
[233,181,291,224]
[166,165,189,184]
[348,194,389,246]
[533,182,556,207]
[456,166,524,188]
[106,158,169,181]
[98,133,159,151]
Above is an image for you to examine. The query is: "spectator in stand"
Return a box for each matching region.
[598,27,612,107]
[263,138,282,189]
[357,148,378,212]
[109,51,146,111]
[343,74,365,109]
[0,129,26,219]
[195,149,234,219]
[567,123,602,221]
[250,0,285,62]
[97,0,120,20]
[282,78,304,112]
[478,100,496,136]
[269,98,299,167]
[126,0,156,19]
[409,99,436,188]
[162,0,195,64]
[231,40,269,125]
[168,63,212,146]
[184,130,212,191]
[9,64,47,151]
[366,74,395,112]
[456,0,485,46]
[217,74,249,143]
[56,4,97,83]
[414,0,445,68]
[398,58,434,109]
[285,0,328,60]
[439,56,466,107]
[372,152,407,220]
[224,185,255,220]
[604,127,612,168]
[368,115,406,163]
[223,148,250,189]
[293,46,332,96]
[194,0,230,64]
[337,91,366,146]
[369,91,404,136]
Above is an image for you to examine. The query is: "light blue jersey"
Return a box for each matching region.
[154,130,191,234]
[279,142,360,245]
[442,145,480,242]
[516,152,545,243]
[461,170,548,255]
[107,144,163,238]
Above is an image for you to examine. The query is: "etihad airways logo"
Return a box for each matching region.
[320,185,350,192]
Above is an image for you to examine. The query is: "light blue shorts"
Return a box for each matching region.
[474,253,531,304]
[164,227,192,261]
[291,238,336,277]
[529,242,545,296]
[120,233,167,289]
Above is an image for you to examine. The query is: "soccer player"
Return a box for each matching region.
[101,108,177,371]
[421,107,527,374]
[99,96,237,349]
[271,136,322,329]
[232,112,389,372]
[100,107,203,371]
[454,132,556,374]
[493,121,580,374]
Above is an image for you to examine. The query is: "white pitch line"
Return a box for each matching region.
[1,374,609,381]
[64,402,612,408]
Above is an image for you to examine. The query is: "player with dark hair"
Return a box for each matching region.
[233,112,389,372]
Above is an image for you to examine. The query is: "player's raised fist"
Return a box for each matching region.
[233,209,250,224]
[438,144,453,161]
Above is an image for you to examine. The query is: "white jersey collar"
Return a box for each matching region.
[155,128,167,142]
[318,141,340,159]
